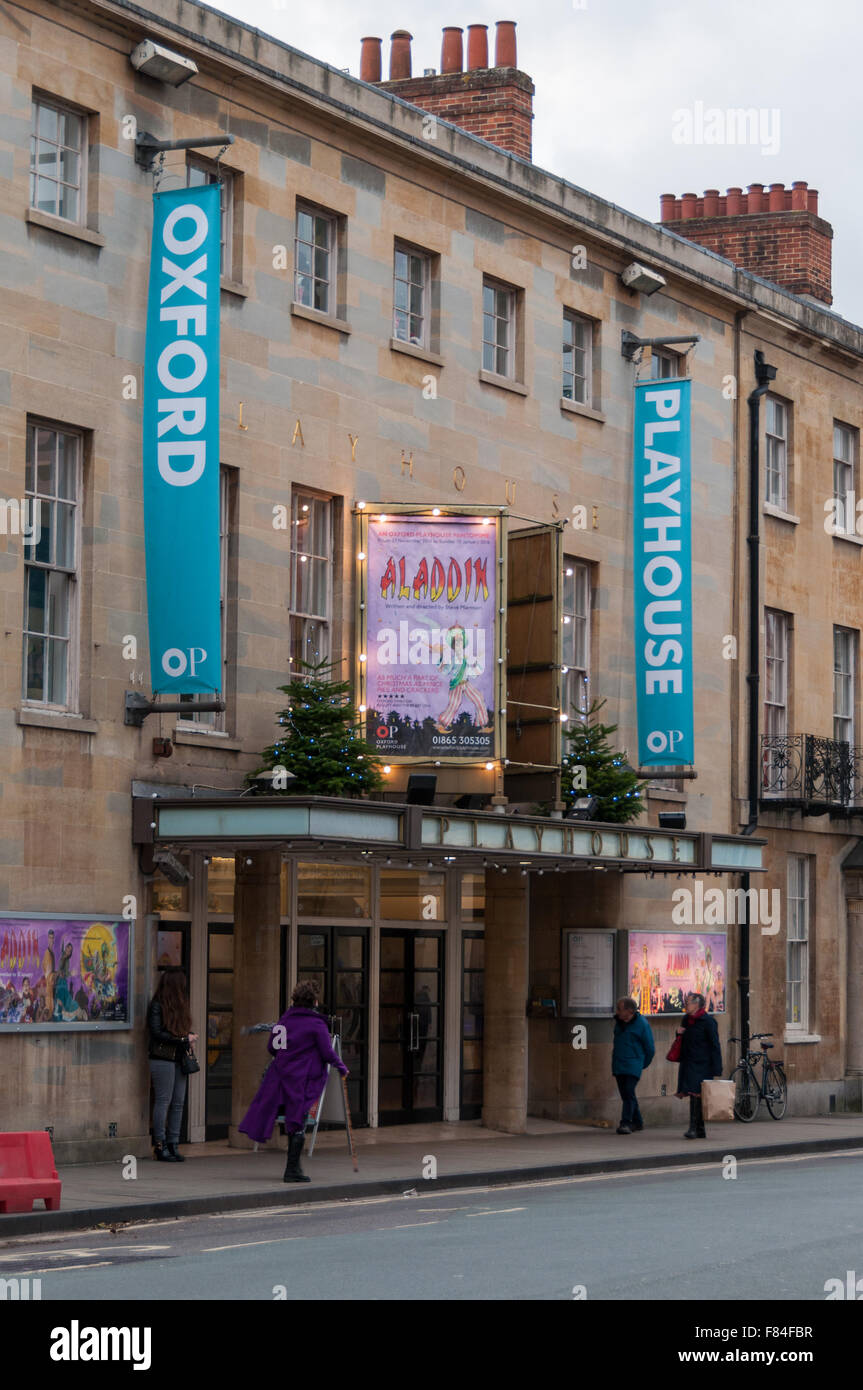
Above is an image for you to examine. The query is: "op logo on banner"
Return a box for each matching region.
[143,184,222,695]
[632,379,694,766]
[364,514,498,759]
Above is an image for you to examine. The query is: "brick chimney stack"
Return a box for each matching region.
[659,183,833,306]
[368,21,534,160]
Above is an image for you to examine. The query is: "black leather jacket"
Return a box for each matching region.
[147,997,189,1061]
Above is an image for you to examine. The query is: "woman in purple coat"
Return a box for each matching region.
[239,980,348,1183]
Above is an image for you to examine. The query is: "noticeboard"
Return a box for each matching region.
[562,929,616,1018]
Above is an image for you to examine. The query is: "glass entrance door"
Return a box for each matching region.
[379,930,444,1125]
[460,932,484,1119]
[296,926,369,1126]
[205,925,233,1140]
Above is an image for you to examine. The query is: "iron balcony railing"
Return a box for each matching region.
[761,733,863,810]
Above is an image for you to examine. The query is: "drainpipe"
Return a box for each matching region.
[739,349,777,1049]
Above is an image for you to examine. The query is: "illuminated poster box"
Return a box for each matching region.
[627,930,727,1016]
[357,507,505,764]
[0,914,132,1032]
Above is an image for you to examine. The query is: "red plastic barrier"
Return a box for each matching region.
[0,1131,62,1213]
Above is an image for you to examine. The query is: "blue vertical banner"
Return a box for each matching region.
[143,184,221,694]
[633,378,694,766]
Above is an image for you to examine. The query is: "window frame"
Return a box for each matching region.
[764,608,789,741]
[392,243,432,350]
[482,277,517,380]
[289,487,335,676]
[786,854,810,1034]
[832,421,857,537]
[561,558,591,742]
[765,395,789,511]
[23,419,83,712]
[185,154,236,282]
[833,625,856,748]
[30,93,87,226]
[650,348,682,380]
[562,311,594,406]
[294,203,337,316]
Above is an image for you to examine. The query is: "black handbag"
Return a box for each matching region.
[150,1038,178,1062]
[180,1045,200,1076]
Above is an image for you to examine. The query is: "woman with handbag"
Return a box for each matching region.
[673,990,723,1138]
[147,966,198,1162]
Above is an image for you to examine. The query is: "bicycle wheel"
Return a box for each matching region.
[765,1064,787,1119]
[731,1064,760,1121]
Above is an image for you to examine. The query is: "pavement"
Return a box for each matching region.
[3,1113,863,1238]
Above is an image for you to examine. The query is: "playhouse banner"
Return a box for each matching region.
[0,917,131,1029]
[627,930,726,1016]
[632,378,694,766]
[363,514,498,759]
[143,182,222,695]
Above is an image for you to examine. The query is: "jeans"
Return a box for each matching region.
[149,1059,187,1144]
[615,1073,643,1128]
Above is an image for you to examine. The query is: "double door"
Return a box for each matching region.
[296,926,369,1126]
[379,930,444,1125]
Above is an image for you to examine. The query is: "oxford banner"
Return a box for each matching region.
[143,184,222,695]
[632,378,694,766]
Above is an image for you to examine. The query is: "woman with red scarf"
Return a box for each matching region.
[674,991,723,1138]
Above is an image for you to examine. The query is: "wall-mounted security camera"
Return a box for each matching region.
[130,40,198,87]
[620,262,667,295]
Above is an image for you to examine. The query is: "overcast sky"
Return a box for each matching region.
[210,0,862,325]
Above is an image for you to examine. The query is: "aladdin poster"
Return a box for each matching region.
[0,917,131,1029]
[364,514,498,759]
[627,931,726,1016]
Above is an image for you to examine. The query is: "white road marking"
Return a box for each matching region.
[201,1237,305,1252]
[466,1208,525,1216]
[381,1221,440,1230]
[7,1262,113,1275]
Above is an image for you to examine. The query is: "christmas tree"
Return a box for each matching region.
[249,661,383,797]
[561,698,646,823]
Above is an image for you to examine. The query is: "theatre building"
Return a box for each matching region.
[2,0,861,1163]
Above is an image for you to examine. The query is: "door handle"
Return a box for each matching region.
[409,1012,419,1051]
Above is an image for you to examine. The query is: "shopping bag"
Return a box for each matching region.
[701,1078,735,1122]
[666,1035,682,1062]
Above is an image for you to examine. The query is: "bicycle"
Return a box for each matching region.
[728,1033,788,1121]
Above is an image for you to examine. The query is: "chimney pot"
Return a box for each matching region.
[680,192,697,219]
[768,182,785,212]
[659,193,677,221]
[389,29,413,81]
[495,19,518,68]
[791,179,808,211]
[726,187,743,215]
[441,26,464,75]
[703,188,719,216]
[467,23,489,70]
[807,188,819,215]
[747,182,765,212]
[360,36,382,84]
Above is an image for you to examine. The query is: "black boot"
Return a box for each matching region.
[153,1140,178,1162]
[694,1097,706,1138]
[283,1130,311,1183]
[684,1097,699,1139]
[165,1142,185,1162]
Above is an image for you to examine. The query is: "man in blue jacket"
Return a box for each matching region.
[612,996,655,1134]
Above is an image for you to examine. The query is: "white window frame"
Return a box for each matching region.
[651,348,681,380]
[186,155,234,280]
[763,609,789,792]
[786,854,810,1033]
[482,278,516,379]
[23,420,82,711]
[294,204,336,315]
[765,396,789,511]
[832,422,857,537]
[562,312,593,406]
[177,468,230,731]
[561,559,590,750]
[30,94,87,225]
[289,488,334,675]
[393,244,431,349]
[833,626,856,748]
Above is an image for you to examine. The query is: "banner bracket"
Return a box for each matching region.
[124,691,226,727]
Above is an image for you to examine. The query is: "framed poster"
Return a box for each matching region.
[357,507,506,763]
[627,930,727,1016]
[0,913,133,1032]
[562,929,616,1018]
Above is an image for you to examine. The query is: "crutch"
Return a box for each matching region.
[341,1073,359,1173]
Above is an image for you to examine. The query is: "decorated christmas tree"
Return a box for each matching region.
[250,661,383,796]
[561,698,646,823]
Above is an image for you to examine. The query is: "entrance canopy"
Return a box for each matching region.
[133,795,765,874]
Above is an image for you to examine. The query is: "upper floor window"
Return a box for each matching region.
[393,245,430,349]
[562,313,593,406]
[30,97,84,223]
[186,157,235,280]
[786,854,810,1033]
[23,421,81,708]
[651,348,681,379]
[482,279,516,379]
[765,396,789,510]
[178,468,231,730]
[562,560,590,733]
[764,609,788,739]
[290,490,333,673]
[833,626,856,747]
[833,422,857,536]
[295,206,336,314]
